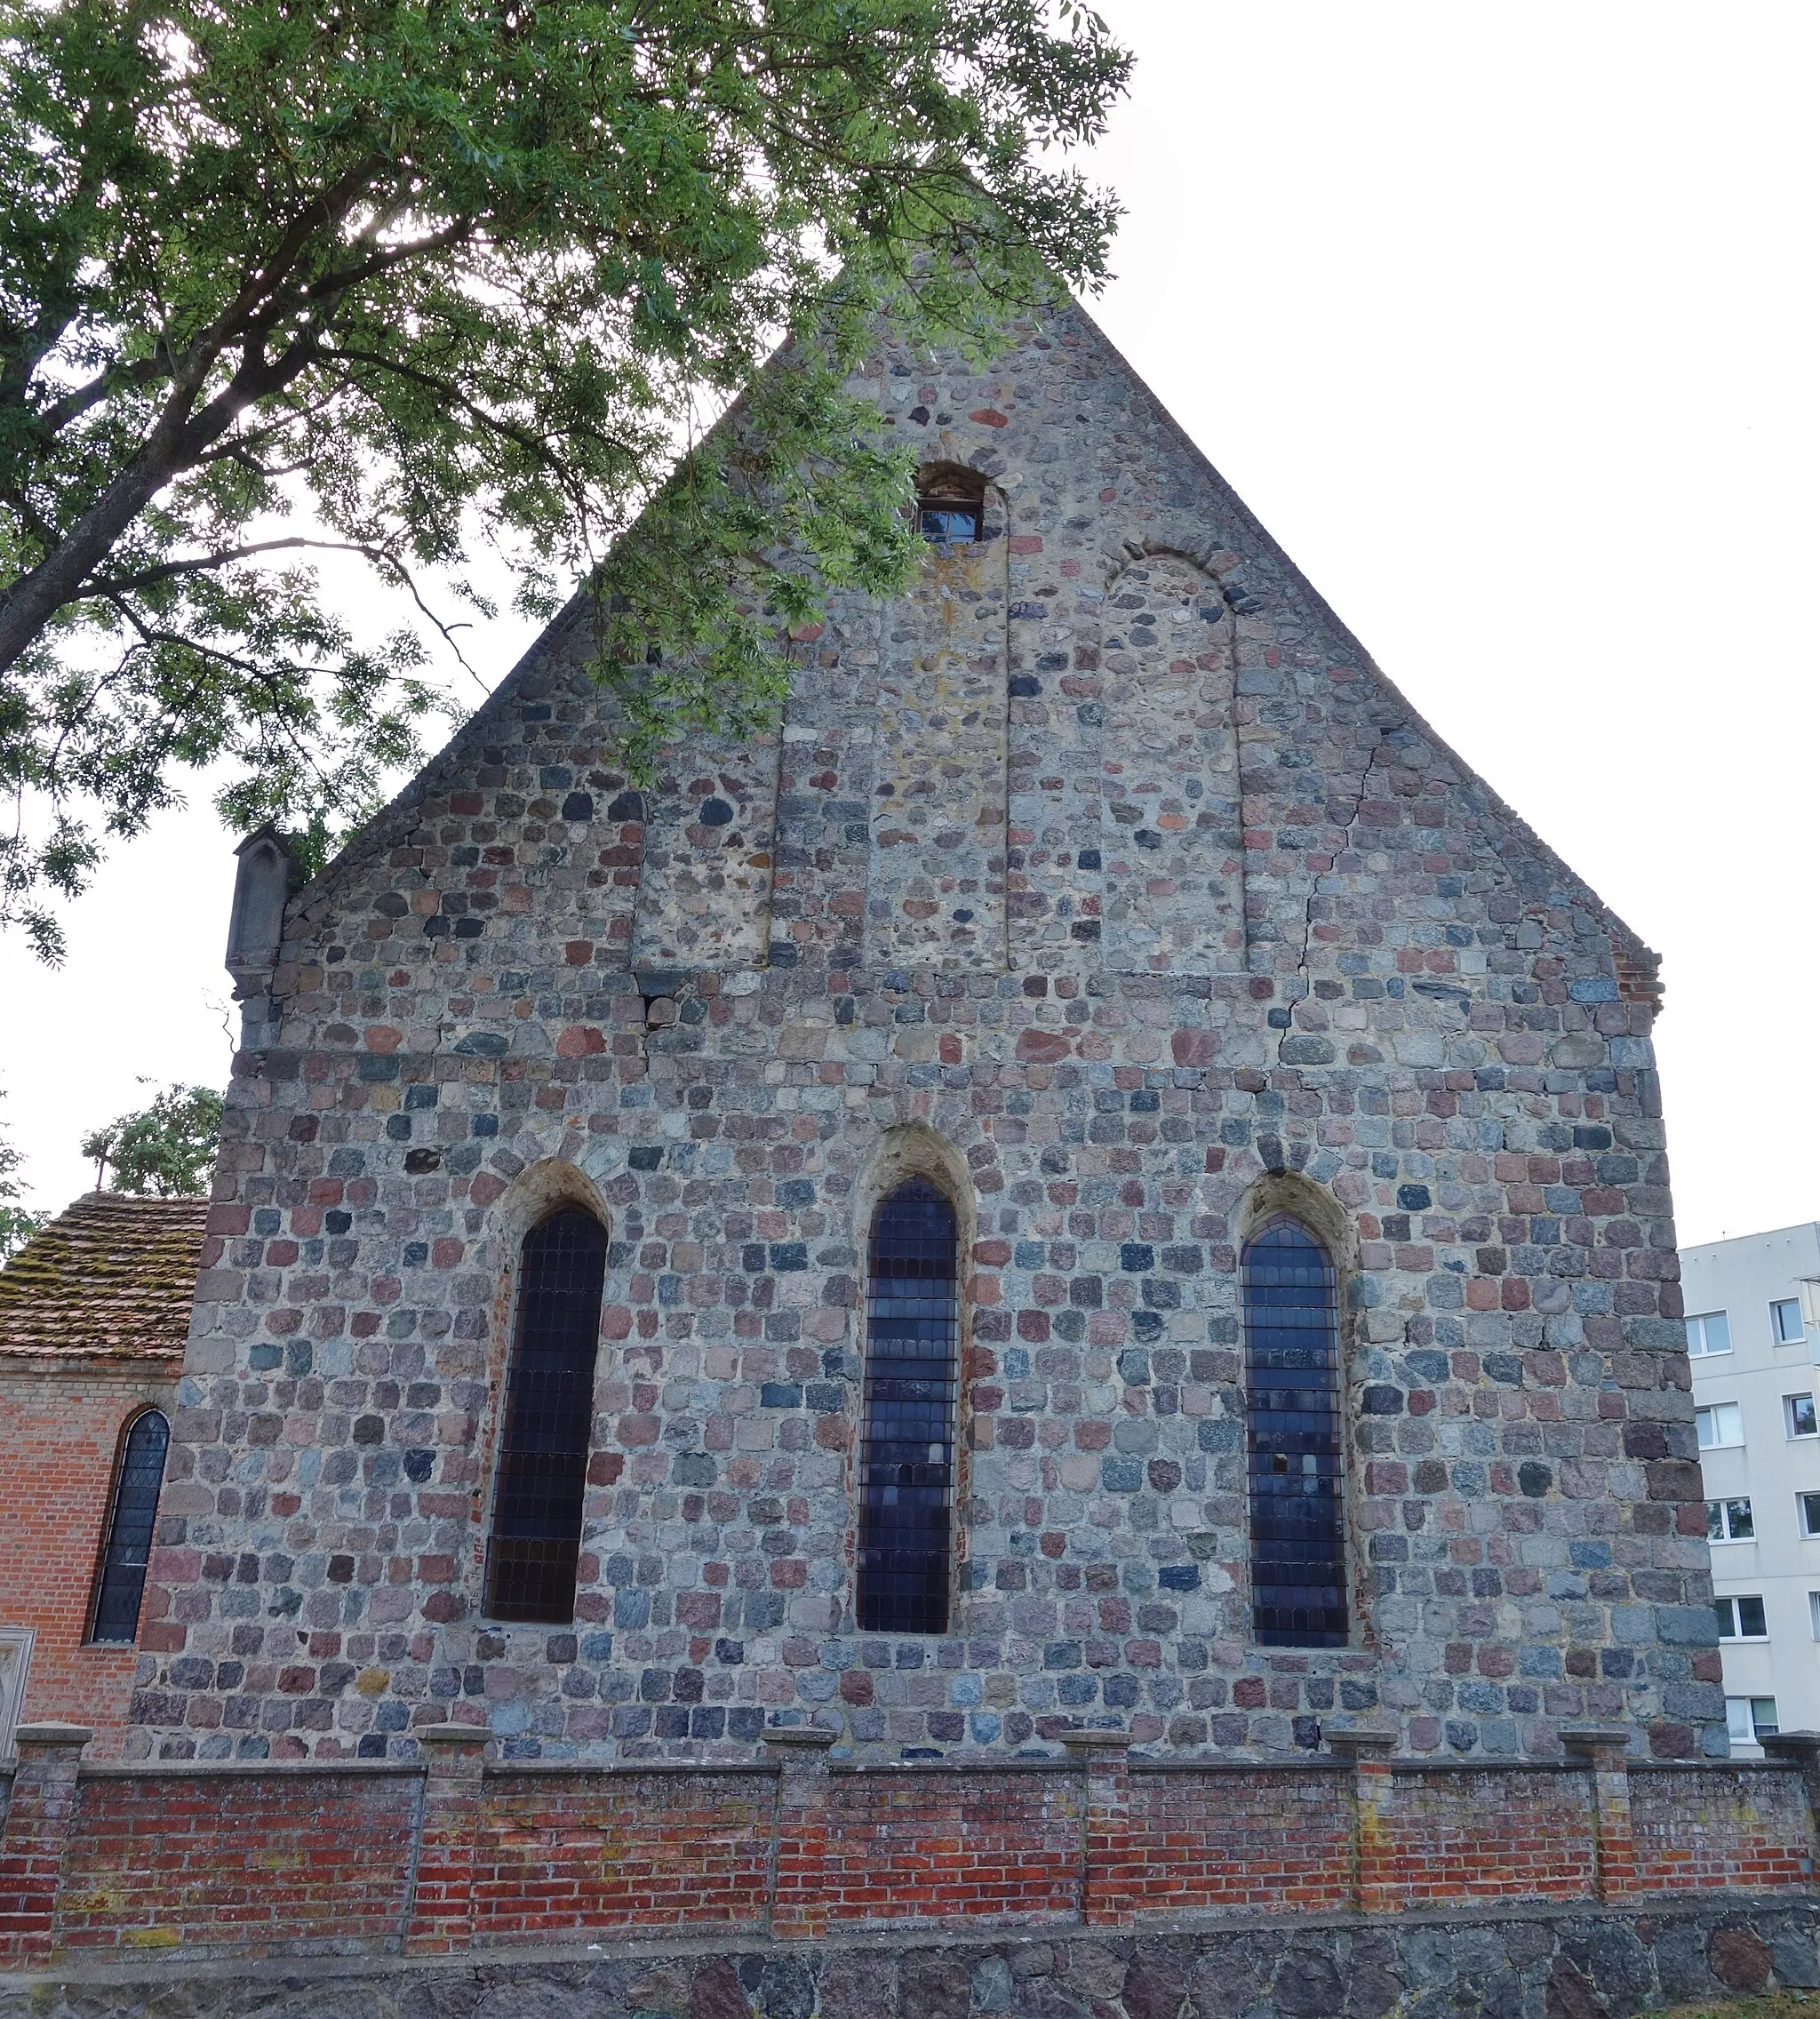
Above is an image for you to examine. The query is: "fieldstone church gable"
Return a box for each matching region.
[135,302,1713,1768]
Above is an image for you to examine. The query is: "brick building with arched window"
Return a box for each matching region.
[0,1193,205,1754]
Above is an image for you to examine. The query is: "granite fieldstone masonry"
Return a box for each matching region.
[6,1903,1820,2019]
[132,300,1714,1769]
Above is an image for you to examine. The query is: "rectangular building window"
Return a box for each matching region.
[1728,1696,1779,1744]
[1687,1312,1733,1358]
[1808,1592,1820,1640]
[1802,1492,1820,1539]
[1696,1402,1744,1449]
[1714,1594,1768,1640]
[1787,1393,1819,1439]
[920,500,983,544]
[1773,1297,1807,1345]
[1707,1496,1754,1542]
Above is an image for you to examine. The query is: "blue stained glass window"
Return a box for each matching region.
[90,1409,169,1644]
[1243,1217,1349,1648]
[858,1179,958,1633]
[485,1208,608,1624]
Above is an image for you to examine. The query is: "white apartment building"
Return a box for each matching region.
[1682,1221,1820,1752]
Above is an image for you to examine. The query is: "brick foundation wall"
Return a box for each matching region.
[1630,1764,1817,1893]
[0,1365,178,1750]
[1126,1764,1352,1914]
[1373,1765,1597,1903]
[473,1766,774,1938]
[53,1766,420,1958]
[807,1765,1083,1926]
[3,1739,1816,1972]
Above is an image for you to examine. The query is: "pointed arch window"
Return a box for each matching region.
[90,1409,169,1644]
[1243,1217,1348,1647]
[485,1208,609,1624]
[858,1178,959,1633]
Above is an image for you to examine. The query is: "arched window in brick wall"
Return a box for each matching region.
[858,1178,960,1633]
[1243,1217,1349,1648]
[89,1408,169,1644]
[484,1208,609,1624]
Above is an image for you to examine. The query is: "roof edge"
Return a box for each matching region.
[1065,299,1661,979]
[273,294,1662,992]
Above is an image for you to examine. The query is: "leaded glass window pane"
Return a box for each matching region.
[857,1179,958,1634]
[1244,1218,1348,1648]
[485,1209,608,1624]
[90,1409,169,1644]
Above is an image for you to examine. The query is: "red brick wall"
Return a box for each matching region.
[1629,1766,1816,1893]
[1128,1766,1351,1913]
[54,1767,419,1957]
[0,1365,177,1750]
[1377,1768,1598,1903]
[473,1768,773,1938]
[4,1752,1820,1970]
[800,1767,1082,1925]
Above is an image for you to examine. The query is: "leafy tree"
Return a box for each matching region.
[0,1089,44,1259]
[0,0,1129,956]
[80,1081,224,1194]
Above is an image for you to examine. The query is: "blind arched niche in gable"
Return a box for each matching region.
[1098,554,1242,976]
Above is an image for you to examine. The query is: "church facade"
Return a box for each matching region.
[132,303,1716,1768]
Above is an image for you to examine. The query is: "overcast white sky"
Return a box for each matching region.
[3,1,1815,1248]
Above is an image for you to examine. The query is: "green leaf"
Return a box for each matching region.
[79,1081,224,1195]
[0,0,1129,949]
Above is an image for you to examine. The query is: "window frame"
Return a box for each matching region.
[1785,1393,1819,1440]
[482,1205,610,1626]
[1686,1311,1733,1359]
[1714,1594,1769,1640]
[1773,1297,1806,1345]
[87,1406,171,1647]
[1727,1695,1779,1744]
[1696,1401,1745,1450]
[1242,1213,1350,1650]
[856,1176,962,1637]
[918,499,984,545]
[1801,1491,1820,1540]
[914,464,987,547]
[1706,1496,1755,1543]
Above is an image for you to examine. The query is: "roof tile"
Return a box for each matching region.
[0,1193,207,1361]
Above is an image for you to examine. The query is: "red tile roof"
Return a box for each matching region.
[0,1193,207,1361]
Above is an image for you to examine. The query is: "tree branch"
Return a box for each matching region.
[86,535,354,596]
[91,535,490,690]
